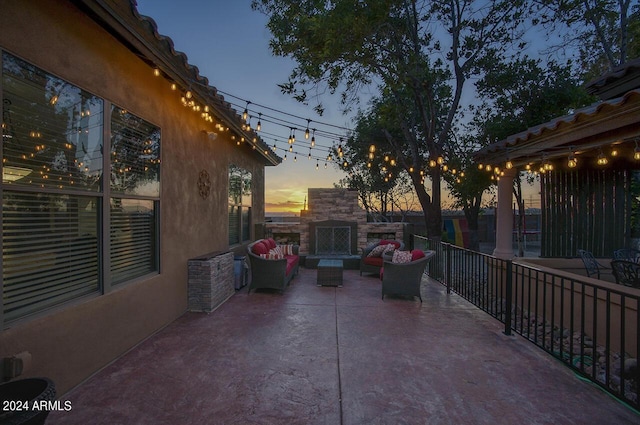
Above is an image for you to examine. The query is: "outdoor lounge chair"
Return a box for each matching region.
[381,250,435,302]
[610,260,640,288]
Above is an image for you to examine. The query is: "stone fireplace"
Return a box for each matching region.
[309,219,358,255]
[265,188,407,268]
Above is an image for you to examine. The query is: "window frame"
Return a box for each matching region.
[228,164,252,246]
[0,51,161,324]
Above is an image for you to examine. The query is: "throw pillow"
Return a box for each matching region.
[273,245,284,257]
[383,244,396,255]
[268,248,284,260]
[252,241,269,256]
[411,250,426,261]
[367,243,390,257]
[265,238,277,249]
[392,250,412,264]
[381,239,401,249]
[281,244,295,255]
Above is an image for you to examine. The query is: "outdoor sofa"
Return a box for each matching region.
[360,239,404,275]
[247,238,300,293]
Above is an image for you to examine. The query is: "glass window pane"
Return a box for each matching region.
[2,191,99,322]
[2,52,104,191]
[228,165,251,205]
[110,198,157,285]
[229,205,240,245]
[110,106,160,197]
[242,207,251,242]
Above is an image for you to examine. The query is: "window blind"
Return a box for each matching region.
[2,192,99,321]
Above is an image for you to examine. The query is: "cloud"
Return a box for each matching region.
[265,200,304,212]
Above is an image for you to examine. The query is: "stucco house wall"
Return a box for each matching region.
[0,0,268,394]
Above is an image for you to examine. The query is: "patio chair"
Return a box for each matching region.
[613,248,640,263]
[578,249,606,279]
[610,260,640,288]
[381,250,435,302]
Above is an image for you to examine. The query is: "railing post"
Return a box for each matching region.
[445,242,452,294]
[504,259,513,336]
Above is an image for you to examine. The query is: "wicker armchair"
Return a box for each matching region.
[381,250,435,302]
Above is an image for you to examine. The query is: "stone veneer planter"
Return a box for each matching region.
[187,251,235,313]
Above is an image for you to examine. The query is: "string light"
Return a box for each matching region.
[243,102,249,121]
[597,149,608,166]
[144,62,394,169]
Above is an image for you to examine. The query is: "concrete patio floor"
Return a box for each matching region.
[48,267,639,425]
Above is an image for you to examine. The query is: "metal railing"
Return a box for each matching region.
[413,235,640,410]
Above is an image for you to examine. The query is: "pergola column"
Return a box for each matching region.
[493,168,517,259]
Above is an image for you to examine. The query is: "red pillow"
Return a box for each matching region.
[252,241,269,256]
[411,250,426,261]
[265,238,277,249]
[381,239,401,249]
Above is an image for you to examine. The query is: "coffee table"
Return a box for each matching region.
[317,259,344,287]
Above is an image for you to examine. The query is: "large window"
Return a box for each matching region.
[1,52,160,323]
[110,106,160,285]
[228,165,251,245]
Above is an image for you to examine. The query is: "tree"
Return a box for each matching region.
[252,0,529,238]
[534,0,640,79]
[441,131,494,250]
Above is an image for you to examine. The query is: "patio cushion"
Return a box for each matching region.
[267,248,284,259]
[285,255,299,276]
[281,244,295,255]
[265,238,277,249]
[411,250,426,261]
[363,256,384,267]
[381,239,401,249]
[252,241,269,256]
[392,250,413,264]
[368,243,395,258]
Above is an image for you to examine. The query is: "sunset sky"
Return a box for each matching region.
[136,1,542,214]
[136,0,356,213]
